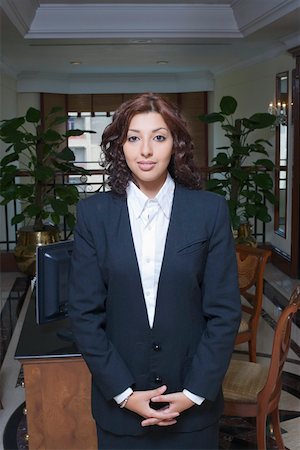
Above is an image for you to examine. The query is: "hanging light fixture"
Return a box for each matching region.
[268,101,287,126]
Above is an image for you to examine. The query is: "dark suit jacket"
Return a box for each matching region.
[68,184,241,436]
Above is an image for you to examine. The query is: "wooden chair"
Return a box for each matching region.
[222,285,300,450]
[235,245,271,362]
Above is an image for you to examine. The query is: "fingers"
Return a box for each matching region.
[151,385,167,397]
[141,407,179,427]
[141,417,178,427]
[151,393,173,403]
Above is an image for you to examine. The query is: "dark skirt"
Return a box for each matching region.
[96,422,219,450]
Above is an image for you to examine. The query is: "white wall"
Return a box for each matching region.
[0,69,17,128]
[211,53,295,254]
[0,68,17,251]
[17,93,40,115]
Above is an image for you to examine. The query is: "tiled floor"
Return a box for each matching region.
[0,264,299,449]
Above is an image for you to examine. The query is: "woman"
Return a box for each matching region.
[68,93,241,450]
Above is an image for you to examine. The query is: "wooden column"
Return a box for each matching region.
[23,357,97,450]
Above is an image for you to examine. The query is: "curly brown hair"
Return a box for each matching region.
[101,93,202,195]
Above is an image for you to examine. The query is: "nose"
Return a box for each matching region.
[140,140,153,157]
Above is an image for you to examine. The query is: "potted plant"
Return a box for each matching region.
[0,106,93,274]
[199,96,276,242]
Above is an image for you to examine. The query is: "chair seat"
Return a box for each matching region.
[223,359,269,403]
[238,317,249,333]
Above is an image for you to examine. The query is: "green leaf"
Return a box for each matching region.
[240,190,262,203]
[244,113,276,130]
[215,146,230,151]
[213,152,229,166]
[198,113,225,124]
[254,159,274,170]
[65,213,76,230]
[0,186,19,204]
[56,184,79,204]
[24,204,42,217]
[231,214,241,230]
[11,213,25,225]
[17,185,34,198]
[222,124,240,135]
[0,117,25,135]
[57,147,76,161]
[255,139,272,146]
[50,212,61,225]
[50,198,68,215]
[220,96,237,115]
[26,107,41,123]
[252,173,273,190]
[34,166,55,181]
[263,190,277,204]
[245,204,257,217]
[205,179,224,190]
[1,152,19,167]
[0,164,18,181]
[43,129,62,141]
[231,168,249,181]
[65,129,85,137]
[255,205,272,222]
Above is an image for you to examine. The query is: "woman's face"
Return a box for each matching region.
[123,112,174,198]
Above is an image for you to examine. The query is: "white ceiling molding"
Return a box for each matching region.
[281,31,300,49]
[232,0,300,36]
[214,42,286,76]
[1,0,39,36]
[26,4,242,39]
[17,71,215,93]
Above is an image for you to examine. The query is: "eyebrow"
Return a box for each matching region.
[127,127,169,133]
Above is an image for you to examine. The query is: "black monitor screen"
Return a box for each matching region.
[36,239,73,325]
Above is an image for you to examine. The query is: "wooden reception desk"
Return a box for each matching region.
[15,294,97,450]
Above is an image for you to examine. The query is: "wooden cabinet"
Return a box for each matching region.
[22,357,97,449]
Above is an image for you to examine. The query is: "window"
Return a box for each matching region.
[68,112,113,192]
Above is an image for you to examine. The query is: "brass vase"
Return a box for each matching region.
[235,222,257,247]
[14,225,60,276]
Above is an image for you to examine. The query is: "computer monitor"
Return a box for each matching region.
[36,239,73,325]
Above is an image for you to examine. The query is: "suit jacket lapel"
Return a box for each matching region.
[152,185,186,329]
[112,194,151,327]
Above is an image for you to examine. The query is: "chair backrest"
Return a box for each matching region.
[258,285,300,404]
[236,245,271,324]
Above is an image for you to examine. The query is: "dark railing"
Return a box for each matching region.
[0,167,266,251]
[0,169,109,251]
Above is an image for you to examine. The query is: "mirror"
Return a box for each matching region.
[274,72,288,237]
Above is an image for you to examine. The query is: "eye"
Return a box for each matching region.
[154,135,166,142]
[127,135,140,142]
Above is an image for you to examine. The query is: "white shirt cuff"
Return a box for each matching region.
[183,389,205,406]
[114,387,133,405]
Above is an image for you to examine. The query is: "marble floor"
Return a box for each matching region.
[0,264,299,450]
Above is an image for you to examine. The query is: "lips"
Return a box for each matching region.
[137,161,156,171]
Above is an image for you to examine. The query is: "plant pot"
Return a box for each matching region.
[14,225,60,276]
[235,222,257,247]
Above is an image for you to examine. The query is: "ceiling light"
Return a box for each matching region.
[156,60,168,65]
[70,61,82,65]
[130,39,152,44]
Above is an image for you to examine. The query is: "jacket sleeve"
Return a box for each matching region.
[183,195,241,401]
[68,200,135,401]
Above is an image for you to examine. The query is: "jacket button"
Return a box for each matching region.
[154,375,162,384]
[152,343,161,351]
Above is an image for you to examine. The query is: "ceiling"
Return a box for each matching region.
[1,0,300,92]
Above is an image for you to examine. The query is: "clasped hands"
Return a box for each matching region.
[124,385,194,427]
